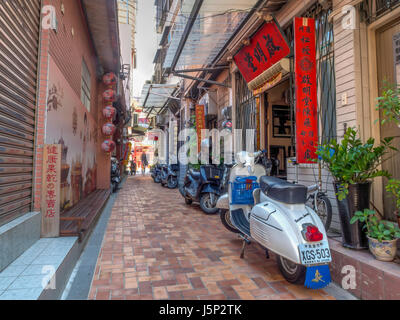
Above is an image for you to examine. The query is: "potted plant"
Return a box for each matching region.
[316,127,395,249]
[385,179,400,228]
[351,209,400,261]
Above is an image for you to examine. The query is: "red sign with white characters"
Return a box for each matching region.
[294,17,318,164]
[234,21,290,84]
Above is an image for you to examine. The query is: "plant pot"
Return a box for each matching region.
[368,236,398,262]
[334,182,370,250]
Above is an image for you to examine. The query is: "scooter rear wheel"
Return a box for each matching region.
[219,209,239,234]
[276,255,306,285]
[185,198,193,205]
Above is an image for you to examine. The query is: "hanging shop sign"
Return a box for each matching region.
[122,142,132,166]
[234,20,290,88]
[41,144,61,238]
[294,17,318,164]
[195,105,206,153]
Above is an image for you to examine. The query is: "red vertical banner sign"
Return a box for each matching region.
[41,144,61,238]
[294,17,318,164]
[195,105,206,153]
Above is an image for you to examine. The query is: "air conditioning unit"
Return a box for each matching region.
[206,91,217,116]
[156,114,168,126]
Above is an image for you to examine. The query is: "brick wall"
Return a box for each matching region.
[48,0,99,119]
[33,0,104,211]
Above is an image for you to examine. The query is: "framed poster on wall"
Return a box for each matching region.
[272,105,292,138]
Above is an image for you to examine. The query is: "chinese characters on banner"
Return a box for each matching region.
[294,17,318,164]
[195,105,206,153]
[41,144,61,237]
[234,21,290,84]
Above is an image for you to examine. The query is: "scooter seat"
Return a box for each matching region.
[260,176,307,204]
[189,169,201,180]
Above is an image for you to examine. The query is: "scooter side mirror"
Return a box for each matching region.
[247,164,254,175]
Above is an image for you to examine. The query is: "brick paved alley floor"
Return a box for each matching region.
[88,176,335,300]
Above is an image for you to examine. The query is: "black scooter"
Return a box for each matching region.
[161,164,179,189]
[180,165,224,215]
[111,157,121,193]
[151,164,162,183]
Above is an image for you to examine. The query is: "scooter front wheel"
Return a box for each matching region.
[200,193,219,215]
[276,255,306,285]
[219,209,239,234]
[167,176,178,189]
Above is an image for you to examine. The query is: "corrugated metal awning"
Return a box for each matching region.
[163,0,260,70]
[139,84,180,117]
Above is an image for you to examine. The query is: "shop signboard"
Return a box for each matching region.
[234,20,290,85]
[41,144,61,238]
[195,105,206,153]
[294,17,318,164]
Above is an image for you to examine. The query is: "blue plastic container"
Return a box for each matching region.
[230,176,259,205]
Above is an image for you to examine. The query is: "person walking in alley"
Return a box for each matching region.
[130,160,136,176]
[141,152,148,175]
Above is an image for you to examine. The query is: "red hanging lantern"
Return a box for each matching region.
[101,140,116,153]
[103,105,116,119]
[103,72,117,87]
[102,123,116,136]
[103,89,116,102]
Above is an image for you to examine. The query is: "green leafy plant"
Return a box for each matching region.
[316,127,396,200]
[386,179,400,216]
[376,83,400,126]
[350,209,400,242]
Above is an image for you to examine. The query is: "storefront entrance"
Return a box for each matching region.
[263,80,293,179]
[377,18,400,220]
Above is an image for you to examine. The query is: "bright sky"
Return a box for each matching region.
[132,0,158,101]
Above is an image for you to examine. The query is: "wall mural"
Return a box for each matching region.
[46,56,98,212]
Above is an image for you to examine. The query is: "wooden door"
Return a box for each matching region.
[376,19,400,220]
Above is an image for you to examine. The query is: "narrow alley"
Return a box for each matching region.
[88,176,336,300]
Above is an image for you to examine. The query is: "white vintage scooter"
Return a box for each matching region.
[217,151,332,288]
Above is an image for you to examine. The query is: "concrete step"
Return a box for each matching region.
[329,238,400,300]
[0,212,41,273]
[0,237,80,300]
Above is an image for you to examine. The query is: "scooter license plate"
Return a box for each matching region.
[299,241,332,266]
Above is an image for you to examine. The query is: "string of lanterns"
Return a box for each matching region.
[101,72,117,153]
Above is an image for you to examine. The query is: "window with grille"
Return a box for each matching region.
[81,59,91,112]
[235,72,257,150]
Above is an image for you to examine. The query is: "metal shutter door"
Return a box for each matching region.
[0,0,41,225]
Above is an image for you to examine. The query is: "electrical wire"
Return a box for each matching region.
[153,7,253,26]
